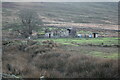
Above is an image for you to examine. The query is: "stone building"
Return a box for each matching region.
[92,33,98,38]
[67,28,77,37]
[44,28,70,38]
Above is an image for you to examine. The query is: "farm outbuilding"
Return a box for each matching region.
[92,33,98,38]
[67,28,77,37]
[44,28,71,38]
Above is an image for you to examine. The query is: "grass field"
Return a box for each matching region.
[35,37,119,59]
[36,37,119,46]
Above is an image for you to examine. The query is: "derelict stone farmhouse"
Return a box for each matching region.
[36,28,99,39]
[44,28,77,38]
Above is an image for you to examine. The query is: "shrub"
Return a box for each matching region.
[2,40,119,78]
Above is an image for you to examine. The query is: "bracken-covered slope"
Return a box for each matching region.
[2,2,118,30]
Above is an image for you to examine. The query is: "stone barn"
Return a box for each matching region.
[60,30,69,37]
[67,28,77,37]
[92,33,98,38]
[44,28,70,38]
[44,29,53,38]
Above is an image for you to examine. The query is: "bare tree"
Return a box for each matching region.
[18,9,43,38]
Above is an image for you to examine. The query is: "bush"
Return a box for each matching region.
[2,40,119,78]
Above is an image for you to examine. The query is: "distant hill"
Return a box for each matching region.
[2,2,118,30]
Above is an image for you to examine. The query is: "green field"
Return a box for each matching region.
[35,37,119,59]
[36,37,119,46]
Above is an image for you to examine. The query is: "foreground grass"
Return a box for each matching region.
[88,51,118,59]
[3,39,119,78]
